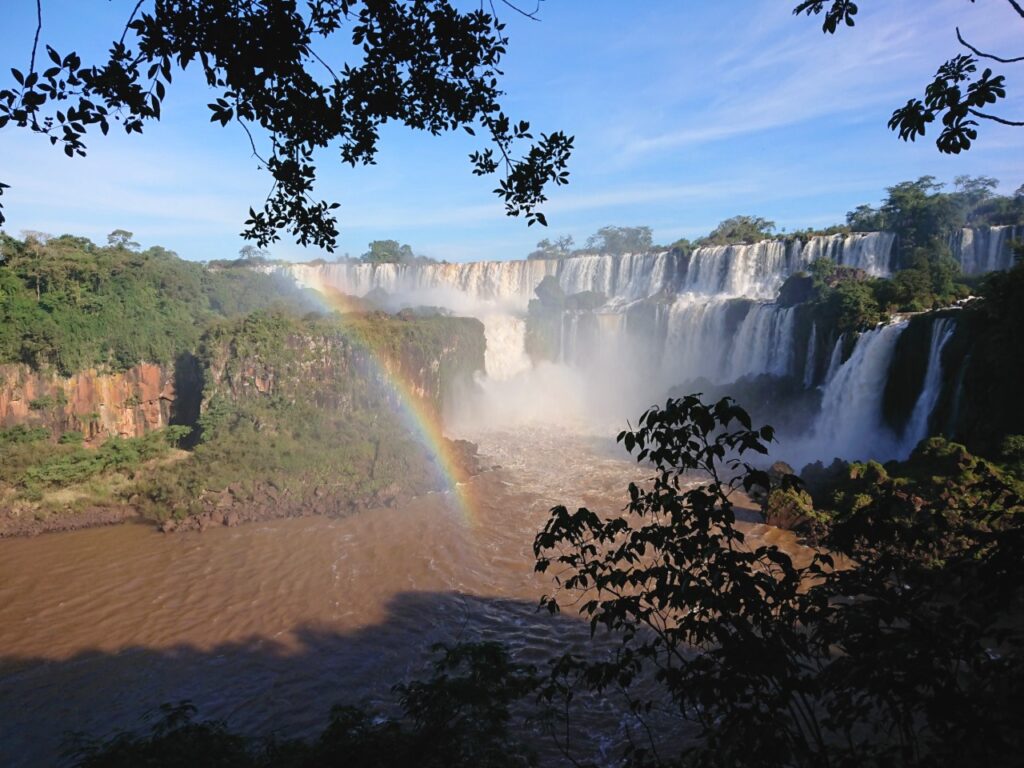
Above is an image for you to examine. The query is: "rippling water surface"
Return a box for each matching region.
[0,427,794,765]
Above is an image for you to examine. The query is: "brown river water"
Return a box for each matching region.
[0,428,797,766]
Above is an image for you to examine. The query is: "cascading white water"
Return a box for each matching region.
[285,232,902,311]
[676,232,897,298]
[803,322,818,389]
[646,298,796,385]
[556,251,672,301]
[792,323,907,464]
[950,225,1021,274]
[898,318,957,454]
[799,232,896,276]
[480,315,532,380]
[822,334,845,385]
[681,241,799,298]
[281,226,1007,463]
[658,298,734,383]
[724,303,796,380]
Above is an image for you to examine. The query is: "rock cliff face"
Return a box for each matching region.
[0,362,198,441]
[199,312,486,423]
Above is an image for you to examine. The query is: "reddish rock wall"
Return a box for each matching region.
[0,363,177,442]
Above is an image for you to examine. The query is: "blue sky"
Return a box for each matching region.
[1,0,1022,262]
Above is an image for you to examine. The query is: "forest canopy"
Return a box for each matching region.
[0,231,314,373]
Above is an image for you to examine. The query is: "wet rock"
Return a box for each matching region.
[763,487,817,531]
[225,511,240,527]
[777,273,814,307]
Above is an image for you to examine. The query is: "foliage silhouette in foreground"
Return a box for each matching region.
[534,394,1024,766]
[67,642,538,768]
[796,0,1024,153]
[0,1,572,247]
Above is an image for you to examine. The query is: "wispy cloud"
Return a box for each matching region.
[620,20,919,158]
[1,0,1019,263]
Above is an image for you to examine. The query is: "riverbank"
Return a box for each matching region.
[0,427,817,767]
[0,437,484,539]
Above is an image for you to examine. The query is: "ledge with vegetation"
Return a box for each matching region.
[0,232,486,536]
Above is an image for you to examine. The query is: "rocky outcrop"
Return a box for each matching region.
[158,438,482,534]
[199,312,485,421]
[763,487,817,531]
[0,362,195,442]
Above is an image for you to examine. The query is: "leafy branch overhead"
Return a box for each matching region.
[796,0,1024,153]
[0,0,573,249]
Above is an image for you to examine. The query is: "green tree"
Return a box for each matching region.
[700,215,776,245]
[0,231,314,374]
[527,234,574,260]
[237,245,268,262]
[846,203,883,232]
[362,240,416,264]
[0,1,572,247]
[584,225,653,255]
[106,229,139,251]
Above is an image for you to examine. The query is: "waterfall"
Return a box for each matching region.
[798,232,896,276]
[289,253,675,309]
[802,322,817,389]
[281,230,966,464]
[556,251,672,300]
[480,315,531,380]
[822,334,845,385]
[659,298,735,383]
[681,240,798,298]
[723,303,796,381]
[950,225,1022,275]
[795,323,907,464]
[898,318,957,453]
[285,231,900,311]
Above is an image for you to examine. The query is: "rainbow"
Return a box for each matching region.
[295,269,479,525]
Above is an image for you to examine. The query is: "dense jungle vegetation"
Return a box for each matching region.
[0,231,316,374]
[0,234,484,527]
[132,309,483,524]
[0,308,483,528]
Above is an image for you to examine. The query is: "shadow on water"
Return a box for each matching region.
[0,591,624,767]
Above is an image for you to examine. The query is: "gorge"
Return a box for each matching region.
[0,0,1021,758]
[0,217,1021,767]
[285,224,1022,469]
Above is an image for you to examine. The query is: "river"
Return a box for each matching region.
[0,426,797,766]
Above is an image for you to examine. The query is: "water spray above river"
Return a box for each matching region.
[285,226,1019,467]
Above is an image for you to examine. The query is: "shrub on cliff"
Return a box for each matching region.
[0,425,190,510]
[132,311,484,522]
